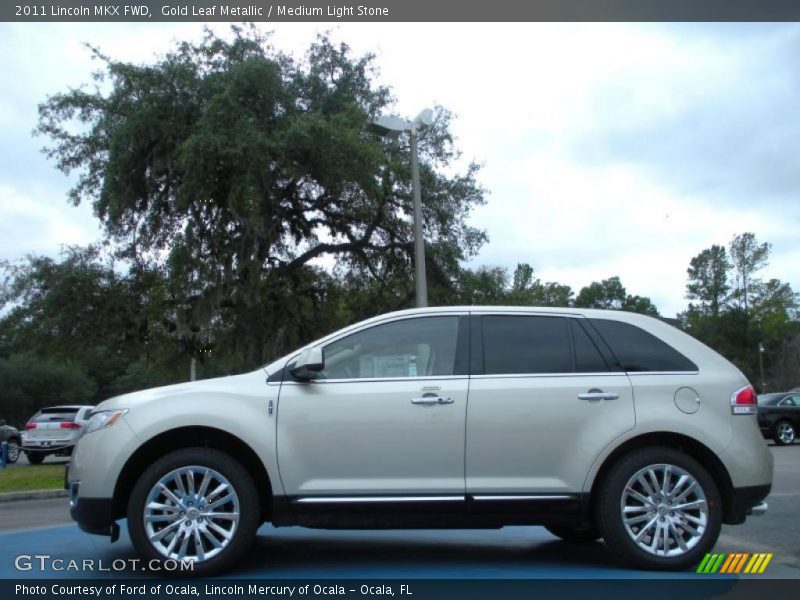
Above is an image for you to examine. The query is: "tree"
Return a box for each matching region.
[575,276,659,316]
[36,28,485,366]
[729,233,770,313]
[686,244,730,317]
[575,277,627,310]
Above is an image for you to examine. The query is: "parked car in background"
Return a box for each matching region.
[66,307,772,575]
[0,419,22,463]
[757,392,800,445]
[22,406,94,464]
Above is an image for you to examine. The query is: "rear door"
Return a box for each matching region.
[465,313,635,501]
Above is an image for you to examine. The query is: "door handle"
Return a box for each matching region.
[411,396,454,405]
[578,391,619,401]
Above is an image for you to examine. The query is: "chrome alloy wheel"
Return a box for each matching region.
[777,422,796,444]
[620,463,708,557]
[143,465,240,562]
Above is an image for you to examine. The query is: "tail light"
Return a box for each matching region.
[731,385,756,415]
[60,422,83,429]
[25,423,37,430]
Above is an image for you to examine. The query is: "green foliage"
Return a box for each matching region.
[686,244,730,317]
[36,27,486,367]
[682,233,798,390]
[574,276,658,316]
[0,354,97,425]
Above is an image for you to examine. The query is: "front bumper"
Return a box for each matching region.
[66,473,119,541]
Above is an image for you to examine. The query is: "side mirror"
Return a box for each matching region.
[290,347,324,381]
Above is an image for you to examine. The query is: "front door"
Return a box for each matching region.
[277,314,469,499]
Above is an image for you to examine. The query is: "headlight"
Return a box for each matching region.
[84,409,129,435]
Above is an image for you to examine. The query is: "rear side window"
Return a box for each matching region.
[33,408,79,423]
[482,316,572,374]
[570,320,610,373]
[588,319,698,372]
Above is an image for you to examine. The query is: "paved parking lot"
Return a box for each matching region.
[0,446,797,579]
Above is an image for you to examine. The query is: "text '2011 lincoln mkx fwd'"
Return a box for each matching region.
[67,306,772,575]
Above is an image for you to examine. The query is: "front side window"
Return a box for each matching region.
[588,319,698,372]
[320,316,460,380]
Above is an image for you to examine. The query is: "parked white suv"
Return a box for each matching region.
[66,307,772,575]
[23,405,94,464]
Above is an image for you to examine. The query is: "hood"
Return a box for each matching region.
[93,369,268,411]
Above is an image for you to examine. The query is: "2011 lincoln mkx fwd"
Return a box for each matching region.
[66,307,772,575]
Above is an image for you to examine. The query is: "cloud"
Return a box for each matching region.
[1,22,798,318]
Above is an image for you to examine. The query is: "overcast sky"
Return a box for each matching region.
[1,22,799,317]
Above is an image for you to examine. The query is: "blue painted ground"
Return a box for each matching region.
[0,522,727,579]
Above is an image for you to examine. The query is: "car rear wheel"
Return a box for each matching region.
[6,439,20,463]
[596,447,722,571]
[127,447,260,576]
[545,525,601,543]
[26,451,45,465]
[773,420,796,445]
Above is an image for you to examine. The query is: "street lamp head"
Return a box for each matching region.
[413,108,434,129]
[370,114,412,137]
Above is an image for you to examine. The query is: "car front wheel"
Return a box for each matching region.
[773,420,796,445]
[596,447,722,571]
[127,447,260,576]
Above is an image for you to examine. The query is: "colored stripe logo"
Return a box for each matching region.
[696,552,773,574]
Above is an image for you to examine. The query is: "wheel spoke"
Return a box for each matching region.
[207,492,234,511]
[173,472,186,498]
[625,513,653,526]
[193,528,205,561]
[636,474,657,499]
[625,488,654,507]
[177,528,191,560]
[157,483,183,506]
[146,513,180,523]
[662,465,672,497]
[633,516,659,543]
[647,469,662,496]
[149,519,183,542]
[207,519,234,540]
[205,511,239,520]
[147,501,178,512]
[201,526,223,549]
[669,522,688,552]
[673,499,707,511]
[197,469,212,498]
[668,475,689,500]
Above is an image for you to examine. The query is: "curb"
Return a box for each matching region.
[0,489,68,503]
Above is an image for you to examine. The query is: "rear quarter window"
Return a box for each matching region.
[588,319,698,373]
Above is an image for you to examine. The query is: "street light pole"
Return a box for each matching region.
[409,123,427,307]
[758,342,766,392]
[370,108,433,308]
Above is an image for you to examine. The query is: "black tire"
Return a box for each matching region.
[545,524,601,543]
[773,420,796,445]
[26,451,45,465]
[6,439,21,464]
[596,447,722,571]
[127,447,260,577]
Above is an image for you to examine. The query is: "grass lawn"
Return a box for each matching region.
[0,464,64,493]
